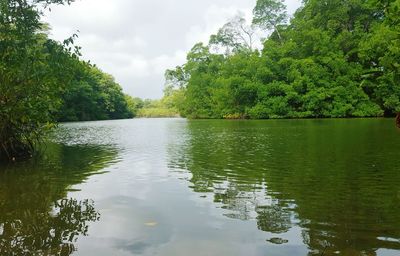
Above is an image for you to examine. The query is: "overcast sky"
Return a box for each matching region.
[44,0,301,99]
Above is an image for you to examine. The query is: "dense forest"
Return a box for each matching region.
[0,0,137,161]
[165,0,400,119]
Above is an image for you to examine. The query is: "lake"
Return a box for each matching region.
[0,118,399,256]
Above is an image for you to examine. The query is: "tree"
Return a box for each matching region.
[209,13,257,53]
[165,65,189,90]
[165,0,398,120]
[252,0,288,42]
[0,0,77,161]
[125,95,144,118]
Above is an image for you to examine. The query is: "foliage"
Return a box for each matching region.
[136,90,181,118]
[0,0,78,160]
[125,95,144,118]
[56,63,134,122]
[0,0,136,161]
[165,0,400,120]
[209,13,257,53]
[252,0,287,41]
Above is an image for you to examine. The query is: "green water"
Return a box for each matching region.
[0,119,399,256]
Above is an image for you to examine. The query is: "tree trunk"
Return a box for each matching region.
[396,113,400,128]
[273,25,284,45]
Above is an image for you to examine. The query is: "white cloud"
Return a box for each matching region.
[43,0,301,99]
[184,4,254,48]
[151,51,186,75]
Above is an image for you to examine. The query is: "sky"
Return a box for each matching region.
[44,0,302,99]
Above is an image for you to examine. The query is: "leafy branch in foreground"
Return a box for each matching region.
[0,0,77,161]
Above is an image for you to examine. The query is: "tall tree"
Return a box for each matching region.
[252,0,288,42]
[209,13,257,53]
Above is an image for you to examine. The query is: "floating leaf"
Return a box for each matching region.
[144,222,158,227]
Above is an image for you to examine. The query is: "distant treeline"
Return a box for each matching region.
[56,62,136,122]
[165,0,400,119]
[133,89,180,118]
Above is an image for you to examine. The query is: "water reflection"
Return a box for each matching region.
[0,143,117,255]
[169,119,400,255]
[0,198,99,256]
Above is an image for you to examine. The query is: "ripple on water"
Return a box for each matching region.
[2,118,399,256]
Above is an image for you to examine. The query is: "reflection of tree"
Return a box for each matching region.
[0,199,99,256]
[216,183,257,221]
[256,205,291,234]
[0,143,117,255]
[168,120,293,229]
[169,119,400,254]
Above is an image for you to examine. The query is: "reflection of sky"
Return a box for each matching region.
[74,178,306,256]
[64,119,306,255]
[59,119,400,256]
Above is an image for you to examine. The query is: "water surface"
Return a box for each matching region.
[0,118,399,256]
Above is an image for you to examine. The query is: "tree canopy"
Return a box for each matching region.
[165,0,400,119]
[56,63,134,122]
